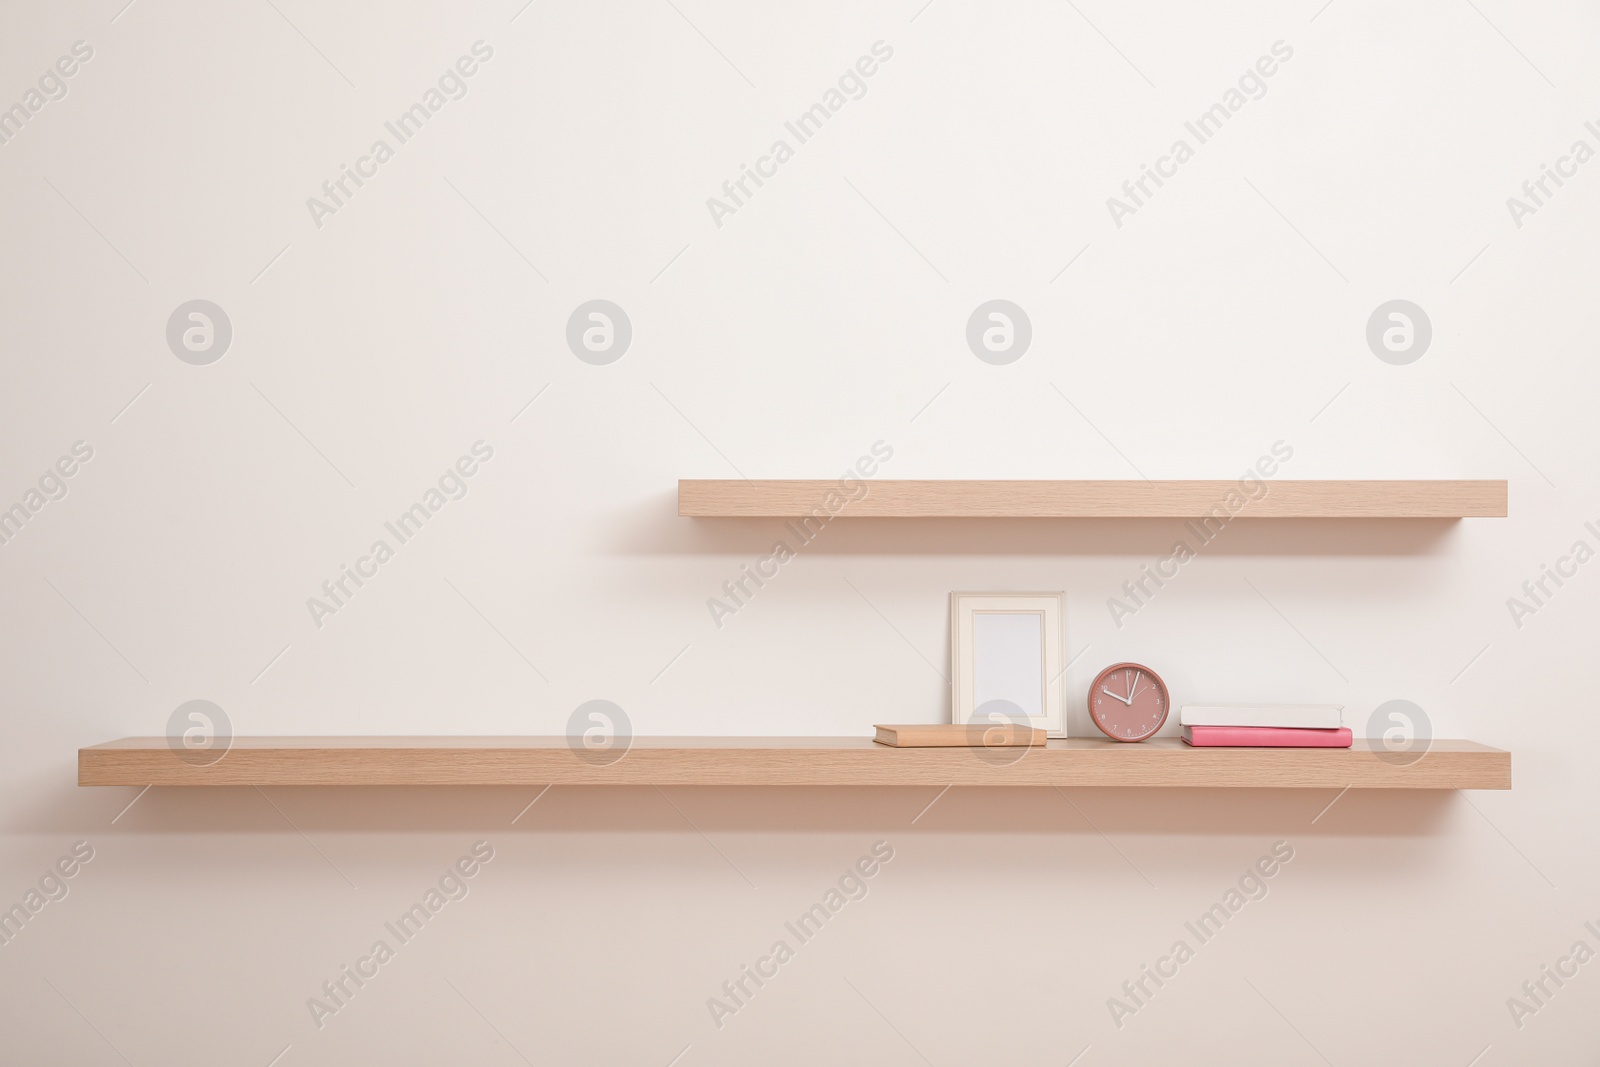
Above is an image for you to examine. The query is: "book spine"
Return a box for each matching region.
[1184,726,1353,748]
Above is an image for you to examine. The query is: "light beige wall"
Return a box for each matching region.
[2,0,1595,1062]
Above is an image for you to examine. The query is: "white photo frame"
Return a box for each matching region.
[950,592,1066,738]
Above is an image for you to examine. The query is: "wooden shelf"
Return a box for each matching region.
[677,480,1508,518]
[78,737,1510,789]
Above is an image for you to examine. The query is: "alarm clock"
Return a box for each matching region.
[1088,662,1170,742]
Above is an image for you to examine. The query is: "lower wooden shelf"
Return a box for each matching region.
[78,736,1510,789]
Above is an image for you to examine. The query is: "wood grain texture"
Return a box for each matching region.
[677,480,1509,518]
[78,736,1510,789]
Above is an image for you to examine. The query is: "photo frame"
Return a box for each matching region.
[950,592,1066,738]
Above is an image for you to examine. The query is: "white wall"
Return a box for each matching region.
[3,0,1597,1062]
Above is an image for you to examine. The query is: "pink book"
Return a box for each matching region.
[1182,725,1352,748]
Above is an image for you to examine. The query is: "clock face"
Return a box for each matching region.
[1089,662,1169,742]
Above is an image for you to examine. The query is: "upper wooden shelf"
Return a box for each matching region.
[78,736,1509,789]
[677,480,1508,519]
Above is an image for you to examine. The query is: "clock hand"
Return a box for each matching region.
[1100,685,1133,706]
[1128,670,1142,701]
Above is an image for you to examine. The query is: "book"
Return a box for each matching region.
[873,723,1046,748]
[1182,725,1352,748]
[1179,704,1343,729]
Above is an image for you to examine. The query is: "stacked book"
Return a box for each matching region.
[1179,704,1350,747]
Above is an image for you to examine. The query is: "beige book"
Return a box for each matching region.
[873,723,1047,748]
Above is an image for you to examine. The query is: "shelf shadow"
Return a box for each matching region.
[51,781,1458,838]
[609,490,1462,558]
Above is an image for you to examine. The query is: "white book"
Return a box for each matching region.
[1179,704,1343,729]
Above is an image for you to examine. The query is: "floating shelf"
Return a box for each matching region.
[78,737,1510,789]
[677,480,1508,519]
